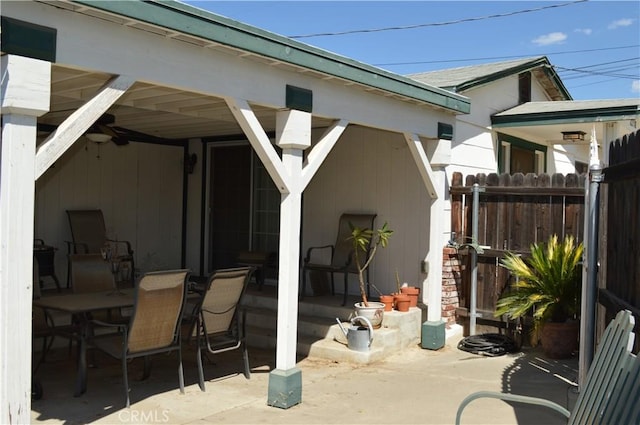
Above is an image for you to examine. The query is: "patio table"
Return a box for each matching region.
[33,289,134,397]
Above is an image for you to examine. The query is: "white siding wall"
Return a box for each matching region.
[34,139,184,283]
[303,126,430,296]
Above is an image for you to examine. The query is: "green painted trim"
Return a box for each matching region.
[1,16,56,62]
[69,1,469,114]
[492,106,640,127]
[437,122,453,140]
[268,368,302,409]
[456,57,571,100]
[497,132,547,174]
[286,85,313,113]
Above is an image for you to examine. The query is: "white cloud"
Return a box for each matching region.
[608,18,634,29]
[632,80,640,94]
[574,28,592,35]
[532,32,567,46]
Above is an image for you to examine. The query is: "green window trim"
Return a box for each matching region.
[497,132,547,174]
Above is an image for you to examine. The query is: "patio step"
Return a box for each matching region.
[242,287,423,364]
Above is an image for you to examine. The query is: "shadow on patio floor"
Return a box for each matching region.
[31,332,579,425]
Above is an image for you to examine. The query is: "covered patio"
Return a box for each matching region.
[30,332,578,424]
[2,1,470,420]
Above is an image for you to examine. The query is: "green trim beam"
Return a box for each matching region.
[492,106,639,128]
[1,17,56,62]
[286,85,313,113]
[455,57,571,100]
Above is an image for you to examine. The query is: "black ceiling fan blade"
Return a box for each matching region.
[97,124,129,146]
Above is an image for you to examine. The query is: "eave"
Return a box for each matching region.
[59,0,470,114]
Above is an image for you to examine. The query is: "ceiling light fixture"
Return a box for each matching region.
[85,133,111,144]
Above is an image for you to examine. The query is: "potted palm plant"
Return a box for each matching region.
[348,222,393,328]
[495,234,583,358]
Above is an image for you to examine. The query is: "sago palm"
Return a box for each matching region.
[495,234,583,334]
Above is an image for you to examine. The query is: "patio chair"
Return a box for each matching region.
[32,260,80,397]
[65,209,134,287]
[301,213,376,306]
[455,309,640,424]
[194,267,254,391]
[32,261,55,374]
[91,269,189,408]
[69,254,117,293]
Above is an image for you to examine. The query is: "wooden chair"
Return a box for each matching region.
[301,213,376,306]
[66,209,134,287]
[193,267,254,391]
[455,309,640,424]
[91,269,189,407]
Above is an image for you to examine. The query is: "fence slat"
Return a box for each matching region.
[451,172,585,331]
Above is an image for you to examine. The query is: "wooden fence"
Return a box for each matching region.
[600,129,640,345]
[450,171,586,329]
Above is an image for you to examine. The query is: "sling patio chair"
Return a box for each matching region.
[90,269,190,407]
[301,213,376,306]
[66,209,134,287]
[192,267,254,391]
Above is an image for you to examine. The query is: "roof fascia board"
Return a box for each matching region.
[69,0,470,114]
[492,105,640,127]
[456,57,571,100]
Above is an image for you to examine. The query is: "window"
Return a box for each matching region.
[498,133,546,174]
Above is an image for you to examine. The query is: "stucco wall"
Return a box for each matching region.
[302,125,431,297]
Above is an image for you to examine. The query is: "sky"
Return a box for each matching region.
[184,1,640,101]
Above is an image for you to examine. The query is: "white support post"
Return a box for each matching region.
[225,99,342,408]
[267,109,311,408]
[404,133,451,350]
[426,166,446,322]
[0,55,51,424]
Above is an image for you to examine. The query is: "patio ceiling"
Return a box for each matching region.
[38,64,335,144]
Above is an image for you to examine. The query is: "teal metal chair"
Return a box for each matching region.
[456,309,640,424]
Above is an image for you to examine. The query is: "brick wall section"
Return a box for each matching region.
[442,247,462,326]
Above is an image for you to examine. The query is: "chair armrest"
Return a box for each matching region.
[106,239,133,256]
[455,390,570,425]
[91,319,128,331]
[65,241,89,254]
[304,245,334,263]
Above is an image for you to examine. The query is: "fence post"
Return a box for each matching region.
[579,128,603,390]
[470,183,481,336]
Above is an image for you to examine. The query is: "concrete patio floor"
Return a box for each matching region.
[31,331,579,425]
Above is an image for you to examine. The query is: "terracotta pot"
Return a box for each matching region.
[400,286,420,307]
[540,320,579,359]
[393,294,410,312]
[378,295,394,312]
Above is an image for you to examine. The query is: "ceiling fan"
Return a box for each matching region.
[84,113,129,146]
[37,112,130,146]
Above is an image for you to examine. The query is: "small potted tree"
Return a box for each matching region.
[495,234,583,358]
[348,222,393,328]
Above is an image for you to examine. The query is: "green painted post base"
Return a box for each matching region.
[267,368,302,409]
[422,320,446,350]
